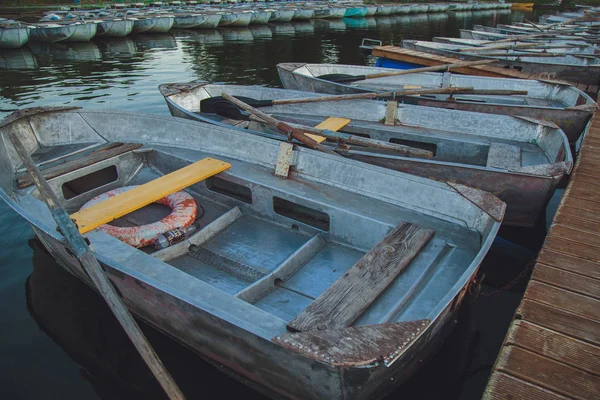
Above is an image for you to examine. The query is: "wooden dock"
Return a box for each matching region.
[483,112,600,399]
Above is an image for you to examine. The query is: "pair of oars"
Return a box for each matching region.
[220,92,434,158]
[313,59,499,83]
[219,82,529,160]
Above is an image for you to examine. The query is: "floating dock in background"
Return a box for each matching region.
[484,108,600,400]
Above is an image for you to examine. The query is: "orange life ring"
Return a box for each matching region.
[80,186,197,248]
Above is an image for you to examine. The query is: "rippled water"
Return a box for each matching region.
[0,9,536,400]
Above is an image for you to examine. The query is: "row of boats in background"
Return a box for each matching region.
[361,8,600,86]
[0,1,512,48]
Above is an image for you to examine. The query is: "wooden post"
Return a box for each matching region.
[385,101,397,126]
[9,132,186,400]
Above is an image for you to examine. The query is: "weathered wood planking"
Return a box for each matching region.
[17,142,143,188]
[485,372,571,400]
[505,320,600,375]
[273,320,430,367]
[495,346,600,400]
[371,46,536,79]
[287,222,434,332]
[484,110,600,399]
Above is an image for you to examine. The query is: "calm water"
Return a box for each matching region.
[1,9,537,400]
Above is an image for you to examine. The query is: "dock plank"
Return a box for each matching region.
[518,299,600,346]
[287,222,434,332]
[554,213,600,234]
[484,372,571,400]
[536,248,600,280]
[533,264,600,301]
[506,320,600,375]
[548,225,600,249]
[495,346,600,400]
[543,236,600,264]
[525,281,600,323]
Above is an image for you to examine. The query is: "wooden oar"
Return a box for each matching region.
[9,133,186,400]
[482,33,569,45]
[202,87,478,117]
[220,92,337,156]
[221,92,433,159]
[475,52,580,58]
[457,42,542,52]
[206,87,529,120]
[314,59,499,83]
[524,18,545,32]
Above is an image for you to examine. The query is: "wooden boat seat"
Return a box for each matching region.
[486,142,522,170]
[70,157,231,234]
[306,117,351,143]
[287,221,434,332]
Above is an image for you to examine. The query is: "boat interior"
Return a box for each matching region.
[279,63,592,108]
[0,109,499,339]
[168,84,570,171]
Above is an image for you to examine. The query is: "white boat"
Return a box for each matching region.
[268,9,295,23]
[249,10,271,25]
[96,18,134,38]
[60,21,97,42]
[275,62,596,144]
[0,106,503,400]
[132,15,175,33]
[29,23,77,43]
[292,8,314,20]
[0,23,30,49]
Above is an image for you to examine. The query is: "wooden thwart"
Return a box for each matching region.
[305,117,351,144]
[287,222,434,332]
[18,142,143,189]
[273,319,429,367]
[71,158,231,234]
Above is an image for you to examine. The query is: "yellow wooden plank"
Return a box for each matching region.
[71,157,231,234]
[305,117,351,144]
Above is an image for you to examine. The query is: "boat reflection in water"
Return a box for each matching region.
[94,37,138,58]
[0,48,38,70]
[312,18,347,31]
[248,25,273,40]
[290,21,315,35]
[28,41,102,62]
[26,238,478,400]
[268,22,295,37]
[173,29,224,46]
[343,17,377,29]
[131,33,177,51]
[220,27,255,43]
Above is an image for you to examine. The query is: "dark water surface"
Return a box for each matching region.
[1,9,538,400]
